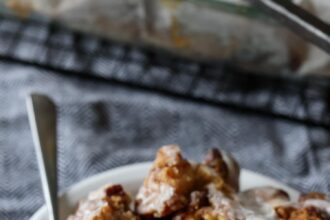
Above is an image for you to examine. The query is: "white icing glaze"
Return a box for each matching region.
[303,199,330,214]
[208,184,278,220]
[136,182,175,214]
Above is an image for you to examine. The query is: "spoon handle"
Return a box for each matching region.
[26,94,58,220]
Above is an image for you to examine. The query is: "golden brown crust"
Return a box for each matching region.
[275,206,329,220]
[68,184,139,220]
[173,206,226,220]
[275,193,330,220]
[135,145,196,218]
[135,146,238,218]
[173,184,242,220]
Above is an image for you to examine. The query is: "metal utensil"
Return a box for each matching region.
[26,94,58,220]
[246,0,330,54]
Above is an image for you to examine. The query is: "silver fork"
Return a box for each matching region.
[26,94,58,220]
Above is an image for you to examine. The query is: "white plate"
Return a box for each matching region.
[31,162,299,220]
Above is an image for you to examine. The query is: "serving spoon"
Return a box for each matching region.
[246,0,330,54]
[26,94,58,220]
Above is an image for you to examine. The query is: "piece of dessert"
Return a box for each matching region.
[275,192,330,220]
[68,145,330,220]
[173,185,290,220]
[135,145,240,218]
[67,184,139,220]
[203,148,240,192]
[135,145,196,218]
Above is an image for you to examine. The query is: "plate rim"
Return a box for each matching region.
[30,162,299,220]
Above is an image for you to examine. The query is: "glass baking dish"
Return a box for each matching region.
[1,0,316,74]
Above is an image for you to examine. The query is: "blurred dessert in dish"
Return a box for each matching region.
[3,0,318,74]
